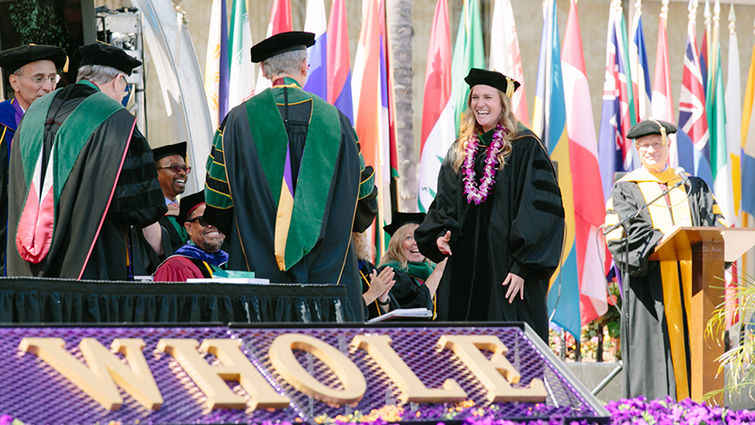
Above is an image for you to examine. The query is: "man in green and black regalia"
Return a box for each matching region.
[604,119,727,400]
[6,42,166,279]
[204,31,377,321]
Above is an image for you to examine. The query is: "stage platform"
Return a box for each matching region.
[0,277,351,323]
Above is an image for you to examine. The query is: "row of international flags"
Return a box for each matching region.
[202,0,755,339]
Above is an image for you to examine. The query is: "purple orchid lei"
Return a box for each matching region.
[462,123,508,205]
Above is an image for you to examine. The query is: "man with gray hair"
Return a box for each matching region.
[6,42,166,279]
[204,31,377,321]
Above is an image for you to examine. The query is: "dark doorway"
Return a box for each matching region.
[0,0,95,97]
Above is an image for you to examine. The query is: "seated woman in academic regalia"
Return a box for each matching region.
[352,231,398,320]
[379,213,447,317]
[153,191,228,282]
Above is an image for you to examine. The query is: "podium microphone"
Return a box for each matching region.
[675,167,690,188]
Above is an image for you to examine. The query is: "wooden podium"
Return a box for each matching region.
[650,227,755,402]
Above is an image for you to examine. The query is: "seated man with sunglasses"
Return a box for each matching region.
[153,191,228,282]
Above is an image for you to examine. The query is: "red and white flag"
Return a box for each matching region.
[561,0,608,325]
[489,0,528,126]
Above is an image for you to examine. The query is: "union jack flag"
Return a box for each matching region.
[679,32,709,151]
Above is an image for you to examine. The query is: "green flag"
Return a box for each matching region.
[709,44,734,221]
[450,0,484,136]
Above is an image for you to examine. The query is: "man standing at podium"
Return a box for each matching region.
[604,120,727,400]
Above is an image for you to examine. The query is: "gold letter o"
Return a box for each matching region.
[269,333,366,406]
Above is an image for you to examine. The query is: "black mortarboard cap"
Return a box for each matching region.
[78,42,142,75]
[627,119,677,140]
[178,191,205,225]
[464,68,520,97]
[0,44,67,75]
[383,212,426,237]
[152,141,187,162]
[251,31,315,63]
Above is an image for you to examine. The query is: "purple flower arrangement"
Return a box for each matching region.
[2,397,754,424]
[604,396,755,425]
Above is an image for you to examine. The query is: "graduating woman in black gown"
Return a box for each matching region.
[415,69,565,340]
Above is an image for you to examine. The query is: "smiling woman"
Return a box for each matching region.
[414,68,565,341]
[379,213,446,316]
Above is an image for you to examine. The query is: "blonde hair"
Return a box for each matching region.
[450,88,519,172]
[351,231,373,261]
[379,223,420,270]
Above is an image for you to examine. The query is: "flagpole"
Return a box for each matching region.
[377,0,388,259]
[661,0,668,26]
[704,0,712,84]
[712,0,720,85]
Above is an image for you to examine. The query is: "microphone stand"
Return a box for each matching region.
[601,176,685,398]
[601,177,685,237]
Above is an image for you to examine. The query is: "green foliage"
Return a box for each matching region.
[706,274,755,399]
[8,0,69,50]
[587,282,622,339]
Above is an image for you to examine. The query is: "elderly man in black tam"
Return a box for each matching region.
[6,42,166,280]
[604,119,727,400]
[203,31,377,321]
[0,44,67,275]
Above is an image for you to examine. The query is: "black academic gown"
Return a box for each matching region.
[159,214,188,252]
[130,214,186,276]
[204,79,376,321]
[415,127,565,341]
[0,98,22,276]
[358,259,399,320]
[6,82,166,279]
[605,170,726,400]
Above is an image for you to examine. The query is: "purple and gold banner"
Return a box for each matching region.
[0,324,608,424]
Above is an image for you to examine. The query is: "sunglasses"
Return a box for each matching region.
[157,164,192,174]
[186,215,209,226]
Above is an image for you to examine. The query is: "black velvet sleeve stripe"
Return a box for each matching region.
[206,175,230,194]
[533,158,555,172]
[210,145,225,165]
[117,150,158,184]
[533,178,560,196]
[534,200,565,218]
[110,131,167,226]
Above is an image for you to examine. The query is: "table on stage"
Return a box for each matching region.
[0,277,350,324]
